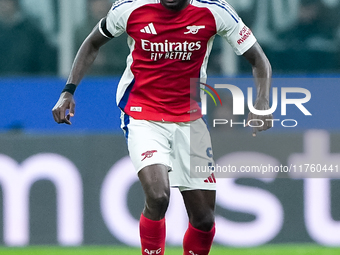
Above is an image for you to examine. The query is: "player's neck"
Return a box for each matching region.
[160,0,190,12]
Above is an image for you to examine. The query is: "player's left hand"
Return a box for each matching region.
[246,97,273,136]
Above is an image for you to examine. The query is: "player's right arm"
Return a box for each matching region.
[52,22,111,125]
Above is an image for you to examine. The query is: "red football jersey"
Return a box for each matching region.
[99,0,256,122]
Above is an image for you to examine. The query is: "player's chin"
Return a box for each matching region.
[161,0,184,10]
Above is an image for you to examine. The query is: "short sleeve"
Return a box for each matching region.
[213,2,256,55]
[99,2,128,38]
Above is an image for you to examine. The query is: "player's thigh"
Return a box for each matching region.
[138,164,170,199]
[181,189,216,230]
[138,164,170,220]
[181,189,216,215]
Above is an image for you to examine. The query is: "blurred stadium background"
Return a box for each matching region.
[0,0,339,254]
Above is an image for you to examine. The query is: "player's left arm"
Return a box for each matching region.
[242,42,273,134]
[211,2,273,134]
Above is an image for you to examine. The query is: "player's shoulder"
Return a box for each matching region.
[190,0,240,22]
[110,0,159,13]
[190,0,234,9]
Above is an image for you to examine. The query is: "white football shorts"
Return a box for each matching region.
[121,113,216,191]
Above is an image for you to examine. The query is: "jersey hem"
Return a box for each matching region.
[126,111,203,123]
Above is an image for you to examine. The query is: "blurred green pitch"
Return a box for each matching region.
[0,245,340,255]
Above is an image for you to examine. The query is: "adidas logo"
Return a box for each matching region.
[204,173,216,183]
[140,23,157,35]
[130,106,142,112]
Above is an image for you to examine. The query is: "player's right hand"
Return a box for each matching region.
[52,92,75,125]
